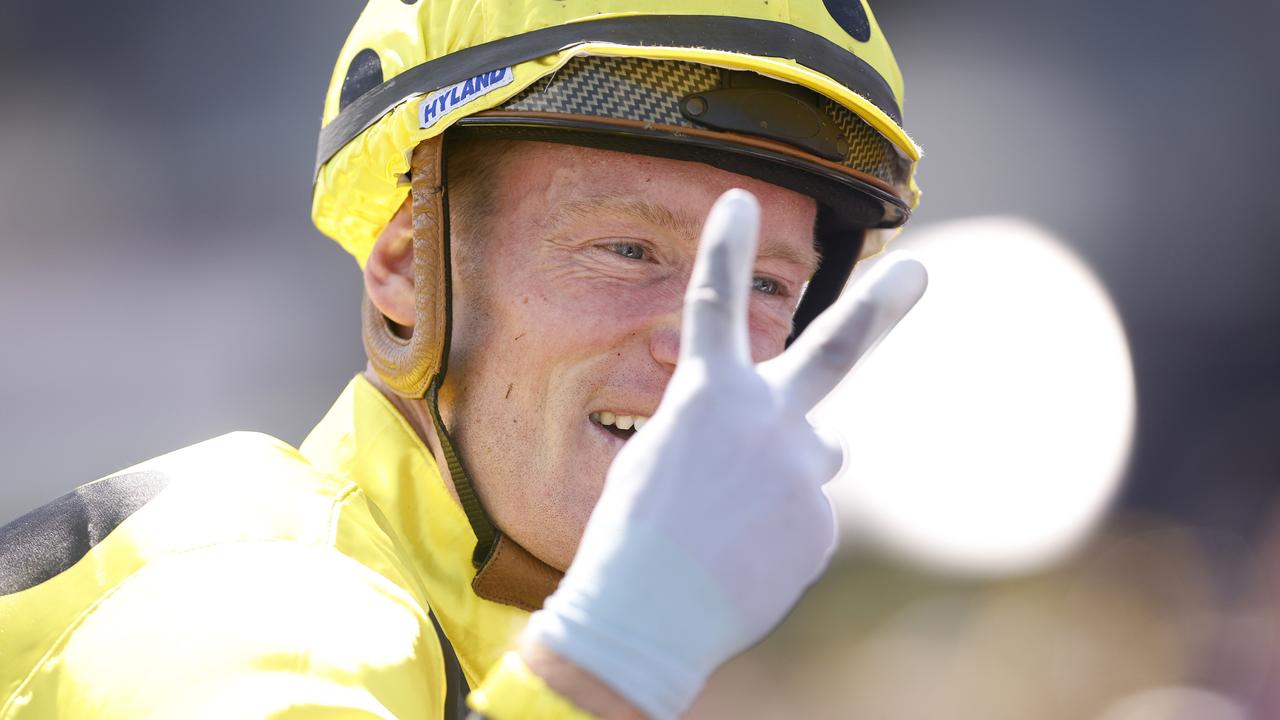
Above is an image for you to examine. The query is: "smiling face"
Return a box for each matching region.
[439,140,819,571]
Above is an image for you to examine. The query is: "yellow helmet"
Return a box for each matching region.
[313,0,920,336]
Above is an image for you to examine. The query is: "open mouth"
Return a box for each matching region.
[590,411,650,442]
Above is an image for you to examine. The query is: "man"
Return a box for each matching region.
[0,1,925,718]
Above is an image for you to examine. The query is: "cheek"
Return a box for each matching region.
[469,276,642,396]
[747,304,793,362]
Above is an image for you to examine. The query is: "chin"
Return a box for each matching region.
[536,482,604,573]
[490,420,616,572]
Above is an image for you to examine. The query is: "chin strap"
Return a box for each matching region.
[363,135,563,612]
[427,374,564,613]
[424,377,497,568]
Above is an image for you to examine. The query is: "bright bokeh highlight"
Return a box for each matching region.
[820,216,1136,575]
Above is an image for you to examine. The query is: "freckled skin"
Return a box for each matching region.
[441,142,818,571]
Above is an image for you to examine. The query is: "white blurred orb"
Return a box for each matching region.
[1096,687,1247,720]
[819,216,1135,575]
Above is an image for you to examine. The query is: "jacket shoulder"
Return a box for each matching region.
[6,530,446,720]
[0,431,348,597]
[0,430,386,714]
[129,429,360,545]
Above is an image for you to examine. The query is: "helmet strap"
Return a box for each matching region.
[362,135,563,612]
[361,138,450,398]
[423,376,496,567]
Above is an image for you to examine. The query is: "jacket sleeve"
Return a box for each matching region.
[40,541,446,719]
[467,652,599,720]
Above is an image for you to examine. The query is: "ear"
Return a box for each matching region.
[364,197,415,327]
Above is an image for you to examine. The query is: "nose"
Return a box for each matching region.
[645,276,689,373]
[648,319,680,372]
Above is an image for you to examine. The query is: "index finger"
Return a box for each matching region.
[680,189,760,367]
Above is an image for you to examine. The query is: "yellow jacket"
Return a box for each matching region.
[0,376,591,719]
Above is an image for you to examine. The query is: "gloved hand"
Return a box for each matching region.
[522,189,928,719]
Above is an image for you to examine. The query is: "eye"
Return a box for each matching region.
[752,276,782,296]
[607,242,647,261]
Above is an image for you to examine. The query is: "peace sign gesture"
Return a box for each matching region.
[525,190,927,720]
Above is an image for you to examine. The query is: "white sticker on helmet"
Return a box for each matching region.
[419,67,515,130]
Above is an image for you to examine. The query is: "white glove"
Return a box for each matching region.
[522,190,927,719]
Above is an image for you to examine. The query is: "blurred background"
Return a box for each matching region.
[1,0,1276,717]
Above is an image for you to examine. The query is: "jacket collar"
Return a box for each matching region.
[299,375,530,684]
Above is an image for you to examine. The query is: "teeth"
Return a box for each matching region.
[591,412,651,433]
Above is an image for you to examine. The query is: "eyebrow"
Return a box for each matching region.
[552,193,822,278]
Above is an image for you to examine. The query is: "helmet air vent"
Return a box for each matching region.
[680,72,847,161]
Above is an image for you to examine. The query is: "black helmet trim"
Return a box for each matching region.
[316,14,903,174]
